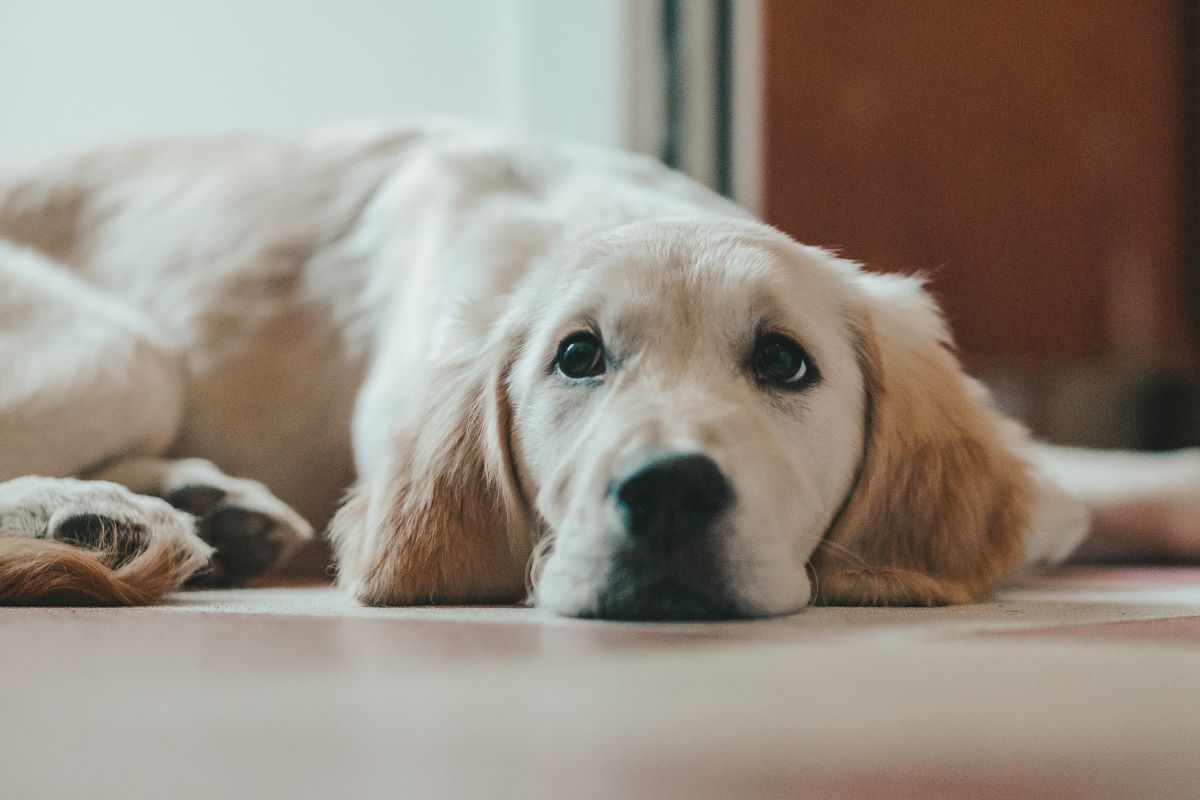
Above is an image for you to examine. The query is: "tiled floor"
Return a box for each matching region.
[3,567,1199,799]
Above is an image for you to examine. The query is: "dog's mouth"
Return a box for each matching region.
[571,545,745,621]
[557,451,745,621]
[585,577,743,621]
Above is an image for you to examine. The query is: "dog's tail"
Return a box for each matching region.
[0,532,209,606]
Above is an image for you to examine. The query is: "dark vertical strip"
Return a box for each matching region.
[1183,0,1200,354]
[1137,0,1200,450]
[713,0,734,197]
[660,0,683,169]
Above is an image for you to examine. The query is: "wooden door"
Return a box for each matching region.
[760,1,1197,376]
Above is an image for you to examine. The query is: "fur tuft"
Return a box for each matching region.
[0,533,210,606]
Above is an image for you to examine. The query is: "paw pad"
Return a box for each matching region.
[51,512,148,568]
[167,485,290,586]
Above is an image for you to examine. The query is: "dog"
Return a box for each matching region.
[1,119,1195,618]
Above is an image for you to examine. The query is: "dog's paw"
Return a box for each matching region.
[0,476,211,574]
[160,460,313,586]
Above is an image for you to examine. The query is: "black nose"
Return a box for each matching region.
[614,453,732,545]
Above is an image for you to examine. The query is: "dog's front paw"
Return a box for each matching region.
[160,460,313,586]
[0,476,212,577]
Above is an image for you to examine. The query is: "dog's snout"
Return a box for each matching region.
[615,453,732,544]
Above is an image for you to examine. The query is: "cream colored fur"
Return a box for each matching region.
[0,117,1185,614]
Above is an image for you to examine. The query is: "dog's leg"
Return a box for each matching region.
[86,456,313,585]
[1034,444,1200,562]
[0,239,184,481]
[0,240,208,603]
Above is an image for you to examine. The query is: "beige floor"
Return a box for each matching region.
[3,567,1199,800]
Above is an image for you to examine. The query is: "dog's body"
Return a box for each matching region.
[0,121,745,522]
[0,119,1195,616]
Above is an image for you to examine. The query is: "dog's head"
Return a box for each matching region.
[334,219,1042,619]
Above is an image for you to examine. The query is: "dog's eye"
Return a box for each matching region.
[555,332,606,379]
[753,334,818,388]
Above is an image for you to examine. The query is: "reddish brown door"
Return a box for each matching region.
[761,1,1196,374]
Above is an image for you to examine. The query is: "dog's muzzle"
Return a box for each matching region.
[586,453,742,621]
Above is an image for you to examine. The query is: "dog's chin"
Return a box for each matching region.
[587,575,746,621]
[535,530,817,621]
[534,545,745,621]
[540,583,743,622]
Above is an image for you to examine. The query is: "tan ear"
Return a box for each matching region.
[811,272,1032,606]
[330,351,531,605]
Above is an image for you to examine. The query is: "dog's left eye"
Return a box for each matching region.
[555,332,606,379]
[753,334,818,388]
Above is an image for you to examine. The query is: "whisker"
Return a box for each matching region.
[525,534,556,601]
[804,560,820,605]
[813,537,871,571]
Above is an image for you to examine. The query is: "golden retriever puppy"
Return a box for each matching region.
[0,119,1188,617]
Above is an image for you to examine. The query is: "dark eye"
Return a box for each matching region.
[753,334,818,388]
[555,332,606,379]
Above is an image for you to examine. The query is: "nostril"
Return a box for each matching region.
[683,487,726,514]
[614,453,733,542]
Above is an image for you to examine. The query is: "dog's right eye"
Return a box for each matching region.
[554,332,606,379]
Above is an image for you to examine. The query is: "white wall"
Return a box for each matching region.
[0,0,634,161]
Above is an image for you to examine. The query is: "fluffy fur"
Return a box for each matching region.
[2,118,1181,616]
[810,272,1034,605]
[0,536,203,606]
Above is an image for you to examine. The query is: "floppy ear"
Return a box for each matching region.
[329,346,531,605]
[810,271,1033,606]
